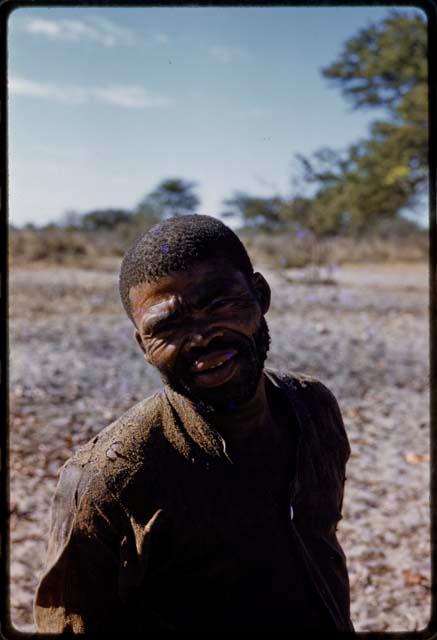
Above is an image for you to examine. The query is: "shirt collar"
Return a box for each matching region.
[161,368,303,466]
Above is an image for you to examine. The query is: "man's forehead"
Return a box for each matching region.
[129,262,250,313]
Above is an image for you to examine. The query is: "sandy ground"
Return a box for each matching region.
[8,260,430,633]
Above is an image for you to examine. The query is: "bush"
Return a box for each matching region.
[9,229,90,265]
[241,228,428,270]
[9,224,428,270]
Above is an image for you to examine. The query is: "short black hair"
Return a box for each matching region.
[119,214,254,323]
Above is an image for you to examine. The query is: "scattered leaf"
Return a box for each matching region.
[402,570,429,588]
[404,452,430,464]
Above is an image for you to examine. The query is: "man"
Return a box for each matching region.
[34,214,354,633]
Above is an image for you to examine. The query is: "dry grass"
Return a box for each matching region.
[242,230,428,269]
[9,226,429,270]
[9,228,125,268]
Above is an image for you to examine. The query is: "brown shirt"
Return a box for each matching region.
[34,368,353,633]
[206,386,335,632]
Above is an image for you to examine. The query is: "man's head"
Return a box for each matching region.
[119,215,272,412]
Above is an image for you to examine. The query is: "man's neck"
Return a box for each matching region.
[207,372,274,445]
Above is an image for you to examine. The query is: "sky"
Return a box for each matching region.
[7,5,428,229]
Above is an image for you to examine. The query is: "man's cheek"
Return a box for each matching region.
[146,340,178,365]
[231,309,262,334]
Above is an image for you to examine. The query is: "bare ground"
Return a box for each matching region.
[8,260,430,633]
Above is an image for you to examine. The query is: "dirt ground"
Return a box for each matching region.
[8,260,430,633]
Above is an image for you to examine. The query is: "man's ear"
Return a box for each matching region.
[251,272,271,315]
[135,330,149,359]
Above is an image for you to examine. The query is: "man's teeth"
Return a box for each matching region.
[190,348,238,374]
[195,353,236,372]
[198,359,227,371]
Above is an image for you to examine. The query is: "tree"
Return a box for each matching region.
[130,200,162,230]
[322,10,426,113]
[80,208,133,231]
[59,210,82,229]
[137,178,200,220]
[221,192,285,231]
[296,10,427,233]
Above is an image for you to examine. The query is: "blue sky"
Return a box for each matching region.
[8,5,427,228]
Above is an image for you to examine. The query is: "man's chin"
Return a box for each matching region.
[162,363,263,414]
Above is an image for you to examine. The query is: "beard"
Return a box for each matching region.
[158,316,271,415]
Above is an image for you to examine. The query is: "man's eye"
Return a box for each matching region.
[154,323,174,334]
[210,298,230,309]
[144,323,173,337]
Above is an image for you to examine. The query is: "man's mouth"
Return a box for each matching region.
[188,348,239,387]
[190,348,238,373]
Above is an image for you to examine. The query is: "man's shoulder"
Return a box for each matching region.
[266,367,339,408]
[266,367,349,451]
[65,389,168,497]
[43,391,168,564]
[74,389,164,459]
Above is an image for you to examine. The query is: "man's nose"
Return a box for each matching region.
[184,327,224,351]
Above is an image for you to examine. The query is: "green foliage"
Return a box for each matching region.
[222,192,285,231]
[80,208,133,231]
[296,10,427,234]
[322,10,427,114]
[60,210,83,229]
[137,178,200,219]
[130,207,162,231]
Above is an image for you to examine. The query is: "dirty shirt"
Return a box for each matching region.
[34,369,350,633]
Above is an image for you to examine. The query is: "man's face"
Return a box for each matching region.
[129,259,271,412]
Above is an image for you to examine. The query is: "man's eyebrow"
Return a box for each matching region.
[141,311,179,333]
[193,276,243,306]
[141,298,182,331]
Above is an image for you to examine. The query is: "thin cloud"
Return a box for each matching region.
[208,45,250,64]
[23,16,140,47]
[153,32,169,45]
[244,106,273,119]
[87,16,145,47]
[209,45,233,64]
[93,85,173,109]
[9,76,87,104]
[9,75,174,109]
